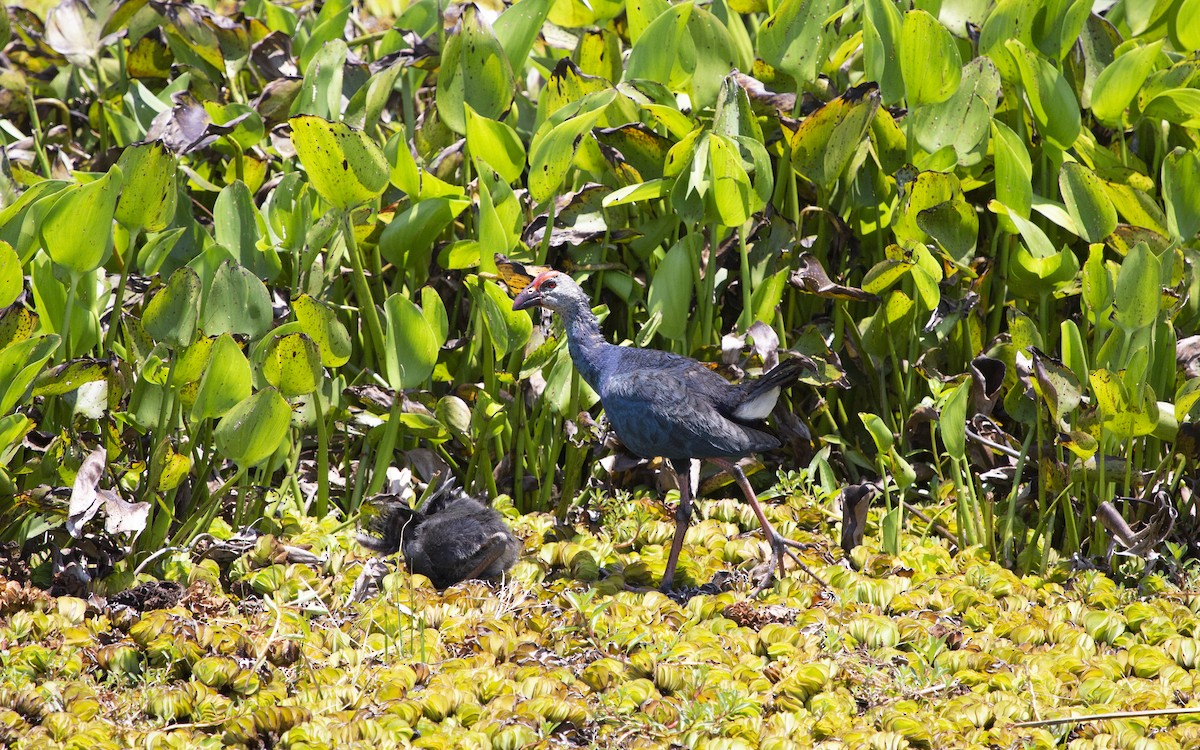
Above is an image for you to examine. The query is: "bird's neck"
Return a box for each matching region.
[559,296,609,389]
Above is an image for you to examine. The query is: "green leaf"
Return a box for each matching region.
[991,120,1033,229]
[911,58,1000,162]
[1172,0,1200,51]
[293,294,351,367]
[528,89,617,203]
[916,199,978,264]
[436,5,516,135]
[940,378,970,461]
[378,197,472,267]
[191,333,252,421]
[1031,348,1082,422]
[1113,242,1160,331]
[383,294,441,390]
[143,266,201,349]
[465,103,526,185]
[1142,88,1200,128]
[900,10,962,106]
[859,411,895,453]
[41,165,123,275]
[297,0,350,73]
[214,388,291,468]
[0,241,21,309]
[862,0,904,105]
[1005,39,1081,150]
[1059,162,1117,243]
[647,235,698,341]
[214,181,280,282]
[1162,148,1200,243]
[293,38,346,121]
[115,141,178,234]
[493,0,554,71]
[32,358,108,397]
[201,260,273,339]
[0,335,59,414]
[261,332,322,398]
[478,278,532,357]
[290,115,390,209]
[757,0,839,86]
[790,83,881,192]
[1090,40,1163,127]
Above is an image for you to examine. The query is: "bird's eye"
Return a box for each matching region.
[542,279,557,291]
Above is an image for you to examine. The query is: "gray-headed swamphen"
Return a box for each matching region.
[357,478,520,589]
[513,270,825,594]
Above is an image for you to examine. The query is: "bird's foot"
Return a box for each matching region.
[750,532,830,597]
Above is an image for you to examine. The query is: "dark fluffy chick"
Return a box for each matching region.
[356,480,520,590]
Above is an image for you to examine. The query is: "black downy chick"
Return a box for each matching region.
[357,479,520,589]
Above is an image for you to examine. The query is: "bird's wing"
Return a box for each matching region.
[600,364,777,460]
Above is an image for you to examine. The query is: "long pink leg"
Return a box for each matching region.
[710,458,829,595]
[659,459,694,592]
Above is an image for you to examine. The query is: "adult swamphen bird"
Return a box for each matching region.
[357,478,521,589]
[513,270,825,593]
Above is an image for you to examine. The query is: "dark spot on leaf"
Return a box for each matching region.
[342,159,349,170]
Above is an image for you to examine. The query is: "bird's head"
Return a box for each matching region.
[511,270,578,313]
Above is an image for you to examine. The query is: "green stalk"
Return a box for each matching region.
[342,210,387,371]
[312,391,330,518]
[369,395,405,495]
[737,220,753,330]
[60,273,80,358]
[104,229,140,352]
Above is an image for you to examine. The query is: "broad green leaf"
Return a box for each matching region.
[214,181,280,282]
[575,28,623,83]
[297,0,350,73]
[214,388,291,467]
[115,141,178,233]
[916,199,978,263]
[494,0,554,71]
[862,0,905,105]
[900,10,961,106]
[626,2,693,96]
[991,120,1033,230]
[1034,0,1091,62]
[384,294,440,390]
[32,358,108,397]
[1082,243,1114,327]
[911,58,1000,162]
[790,83,881,192]
[528,89,617,203]
[1113,242,1160,331]
[0,242,20,309]
[1172,0,1200,51]
[603,179,672,207]
[706,134,757,227]
[478,279,532,357]
[378,197,472,267]
[940,378,970,461]
[1142,89,1200,127]
[1090,369,1157,439]
[1005,39,1081,150]
[465,103,526,185]
[293,38,346,121]
[290,115,390,209]
[421,286,449,343]
[436,5,515,135]
[1162,148,1200,243]
[977,0,1037,81]
[1059,162,1117,243]
[627,0,671,43]
[0,180,70,262]
[537,59,612,126]
[894,171,962,246]
[144,266,201,349]
[191,333,252,421]
[0,335,59,414]
[261,332,322,398]
[1008,244,1079,299]
[42,165,123,275]
[647,235,698,341]
[0,304,37,351]
[595,124,672,182]
[757,0,839,87]
[1090,40,1163,127]
[1031,349,1082,422]
[859,412,895,453]
[293,294,351,367]
[201,260,273,339]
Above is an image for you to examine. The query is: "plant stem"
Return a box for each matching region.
[342,210,387,371]
[104,228,140,352]
[312,391,330,518]
[60,273,80,358]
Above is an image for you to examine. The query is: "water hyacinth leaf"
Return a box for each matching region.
[214,181,281,282]
[290,116,390,209]
[32,358,108,397]
[436,5,515,135]
[894,171,962,245]
[1060,162,1117,243]
[144,266,202,349]
[293,38,347,121]
[42,165,123,275]
[202,260,273,338]
[990,120,1033,230]
[862,0,904,104]
[1172,0,1200,51]
[421,285,449,343]
[0,335,58,414]
[115,141,178,233]
[1176,378,1200,422]
[647,235,698,341]
[191,334,252,421]
[479,279,532,357]
[293,294,351,367]
[0,180,71,263]
[1113,242,1161,331]
[1031,349,1082,422]
[1090,369,1157,439]
[790,83,881,192]
[1005,40,1081,150]
[493,0,554,71]
[45,0,121,67]
[1009,244,1080,300]
[1090,40,1163,127]
[1162,148,1200,243]
[626,3,693,98]
[916,199,978,264]
[465,103,525,184]
[706,134,757,227]
[384,294,440,390]
[261,333,322,398]
[940,378,970,461]
[911,58,1000,160]
[757,0,839,86]
[297,0,350,73]
[538,59,611,126]
[604,179,671,207]
[378,197,472,266]
[0,304,37,350]
[214,388,291,467]
[859,412,895,453]
[0,242,20,309]
[595,124,672,182]
[1141,89,1200,127]
[528,89,617,203]
[900,10,961,107]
